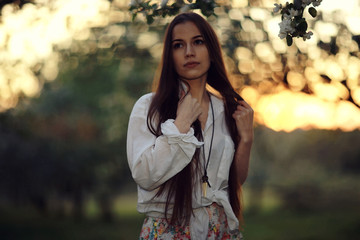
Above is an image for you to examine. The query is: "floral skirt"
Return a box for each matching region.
[139,203,243,239]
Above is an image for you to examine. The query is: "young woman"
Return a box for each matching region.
[127,12,253,239]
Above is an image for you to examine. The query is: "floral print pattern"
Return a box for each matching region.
[139,216,191,239]
[205,203,242,240]
[139,203,243,239]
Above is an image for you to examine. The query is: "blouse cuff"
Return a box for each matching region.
[161,119,203,147]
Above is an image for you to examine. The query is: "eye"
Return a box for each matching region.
[194,39,204,45]
[173,42,183,49]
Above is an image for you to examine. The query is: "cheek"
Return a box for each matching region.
[201,48,211,66]
[204,52,211,69]
[172,52,182,70]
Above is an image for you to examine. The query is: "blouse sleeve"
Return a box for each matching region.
[126,94,203,191]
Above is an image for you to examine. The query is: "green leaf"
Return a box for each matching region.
[291,20,297,28]
[286,35,293,46]
[146,15,154,24]
[132,13,137,22]
[151,3,158,10]
[297,19,308,32]
[308,7,317,18]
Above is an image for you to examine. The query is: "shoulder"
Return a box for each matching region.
[135,92,154,106]
[210,93,224,104]
[131,93,155,117]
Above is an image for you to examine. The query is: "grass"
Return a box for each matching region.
[0,206,144,240]
[0,193,359,240]
[243,208,360,240]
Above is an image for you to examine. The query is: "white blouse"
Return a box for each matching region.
[127,93,240,239]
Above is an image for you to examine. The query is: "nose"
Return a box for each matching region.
[185,43,195,58]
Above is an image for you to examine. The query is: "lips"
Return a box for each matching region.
[184,61,199,68]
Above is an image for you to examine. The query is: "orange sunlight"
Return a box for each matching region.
[242,86,360,132]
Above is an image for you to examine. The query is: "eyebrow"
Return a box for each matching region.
[172,35,203,42]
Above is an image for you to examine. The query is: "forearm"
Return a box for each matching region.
[130,139,195,190]
[127,119,203,190]
[234,137,253,185]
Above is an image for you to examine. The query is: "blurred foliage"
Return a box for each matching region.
[1,191,359,239]
[248,127,360,212]
[0,39,157,219]
[129,0,218,24]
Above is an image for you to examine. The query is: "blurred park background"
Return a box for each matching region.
[0,0,360,239]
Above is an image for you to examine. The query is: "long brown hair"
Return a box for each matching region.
[147,12,244,226]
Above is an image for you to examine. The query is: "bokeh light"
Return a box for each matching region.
[0,0,360,132]
[0,0,111,111]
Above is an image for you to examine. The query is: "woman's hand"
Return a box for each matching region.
[232,100,254,143]
[174,92,202,133]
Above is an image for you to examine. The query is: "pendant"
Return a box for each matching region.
[202,181,207,197]
[202,175,211,197]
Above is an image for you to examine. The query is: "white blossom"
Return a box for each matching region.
[283,13,291,20]
[160,0,169,8]
[312,0,322,7]
[130,0,145,6]
[180,4,190,13]
[288,8,299,18]
[302,0,322,8]
[302,31,313,40]
[278,32,287,39]
[273,3,282,13]
[279,18,296,36]
[130,0,141,6]
[276,0,321,44]
[301,0,313,7]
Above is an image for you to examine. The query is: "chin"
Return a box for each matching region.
[181,72,208,81]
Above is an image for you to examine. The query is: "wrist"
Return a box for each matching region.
[241,137,253,144]
[174,119,191,133]
[239,134,253,144]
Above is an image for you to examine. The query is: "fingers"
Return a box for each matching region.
[233,100,254,119]
[230,99,254,141]
[190,97,202,118]
[179,89,189,103]
[177,92,202,123]
[237,100,251,108]
[232,110,248,120]
[235,100,253,115]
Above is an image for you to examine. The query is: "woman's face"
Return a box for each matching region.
[171,21,211,82]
